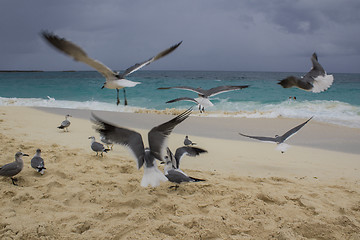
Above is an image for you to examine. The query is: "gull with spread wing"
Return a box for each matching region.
[42,31,182,105]
[158,85,249,112]
[92,108,192,187]
[239,117,313,153]
[278,53,334,93]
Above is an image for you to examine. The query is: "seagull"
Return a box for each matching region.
[158,85,249,112]
[278,53,334,93]
[91,108,193,187]
[164,146,207,188]
[42,31,182,105]
[0,152,29,185]
[239,117,313,153]
[184,135,196,146]
[31,149,46,175]
[88,136,110,156]
[58,114,71,132]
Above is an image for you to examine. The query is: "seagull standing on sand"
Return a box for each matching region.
[58,114,71,132]
[0,152,29,185]
[158,85,249,112]
[239,117,313,153]
[184,135,196,146]
[42,31,182,106]
[278,53,334,93]
[91,108,193,187]
[31,149,46,175]
[88,136,110,156]
[164,146,207,188]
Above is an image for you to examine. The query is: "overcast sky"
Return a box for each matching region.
[1,0,360,73]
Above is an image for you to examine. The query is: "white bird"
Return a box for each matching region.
[58,114,71,132]
[278,53,334,93]
[31,149,46,175]
[92,108,192,187]
[239,117,313,153]
[42,31,182,105]
[159,85,249,112]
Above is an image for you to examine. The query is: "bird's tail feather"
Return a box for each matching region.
[141,165,168,187]
[57,126,65,129]
[190,176,205,182]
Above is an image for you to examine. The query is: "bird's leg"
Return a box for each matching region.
[123,89,128,106]
[11,177,18,186]
[96,152,98,156]
[101,152,103,157]
[116,89,120,105]
[169,185,179,190]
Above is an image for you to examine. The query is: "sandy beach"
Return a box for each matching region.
[0,106,359,239]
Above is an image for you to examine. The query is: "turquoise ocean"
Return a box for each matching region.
[0,71,359,128]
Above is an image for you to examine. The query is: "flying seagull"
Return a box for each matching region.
[91,108,193,187]
[31,149,46,175]
[164,146,207,188]
[158,85,249,112]
[100,135,113,150]
[88,136,110,156]
[58,114,71,132]
[184,135,196,146]
[0,152,29,185]
[42,31,182,105]
[239,117,313,153]
[278,53,334,93]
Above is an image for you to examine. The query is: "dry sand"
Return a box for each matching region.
[0,106,359,239]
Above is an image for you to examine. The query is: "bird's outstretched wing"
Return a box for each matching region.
[174,146,207,169]
[120,41,182,78]
[91,113,145,169]
[148,107,192,161]
[42,31,116,79]
[206,85,249,97]
[304,53,326,79]
[238,133,277,143]
[158,86,206,95]
[280,117,313,142]
[166,97,199,104]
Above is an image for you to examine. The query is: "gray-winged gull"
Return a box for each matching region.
[184,135,196,146]
[42,31,182,105]
[158,85,249,112]
[239,117,313,153]
[164,146,207,188]
[91,108,193,187]
[31,149,46,175]
[58,114,71,132]
[278,53,334,93]
[0,152,29,185]
[88,136,110,156]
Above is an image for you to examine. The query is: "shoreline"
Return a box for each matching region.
[34,106,360,154]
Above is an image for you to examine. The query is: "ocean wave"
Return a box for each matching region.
[1,97,359,128]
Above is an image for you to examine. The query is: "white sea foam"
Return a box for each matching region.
[1,97,359,129]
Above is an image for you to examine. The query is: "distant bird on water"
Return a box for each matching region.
[92,108,192,187]
[158,85,249,112]
[184,135,196,146]
[42,31,182,106]
[88,136,110,156]
[0,152,29,185]
[278,53,334,93]
[31,149,46,174]
[239,117,313,153]
[58,114,71,132]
